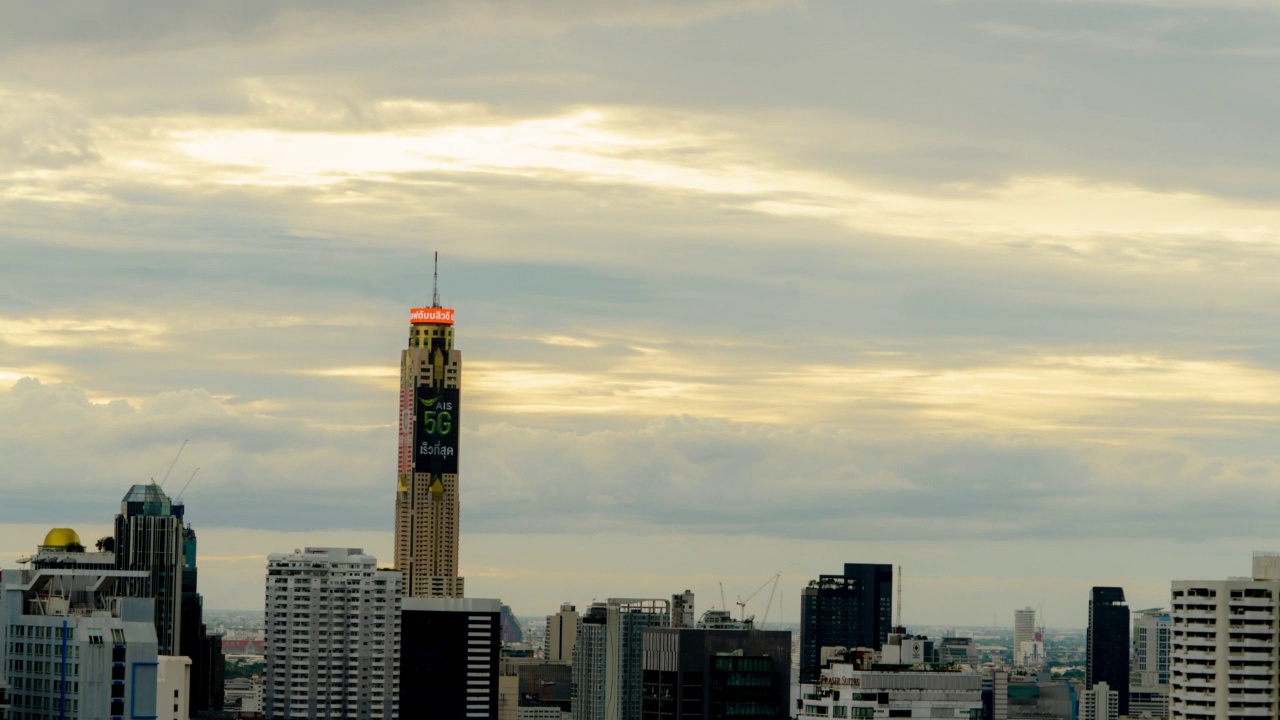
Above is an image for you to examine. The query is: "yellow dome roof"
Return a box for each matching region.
[42,528,81,549]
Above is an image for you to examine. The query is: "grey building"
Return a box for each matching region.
[640,626,790,719]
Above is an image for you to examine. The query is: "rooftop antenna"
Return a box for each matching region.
[159,439,188,489]
[176,467,200,503]
[432,251,441,308]
[896,565,903,629]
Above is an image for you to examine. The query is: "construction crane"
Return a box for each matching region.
[158,439,188,489]
[734,572,783,625]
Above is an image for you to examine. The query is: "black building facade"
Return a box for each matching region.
[798,563,893,683]
[1086,586,1129,717]
[641,628,791,720]
[401,597,501,718]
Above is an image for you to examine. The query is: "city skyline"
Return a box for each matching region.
[3,1,1280,626]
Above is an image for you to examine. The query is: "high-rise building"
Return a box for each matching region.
[393,292,464,599]
[798,563,893,682]
[573,599,673,720]
[263,547,401,720]
[1130,607,1170,719]
[114,483,185,655]
[671,590,695,629]
[1,529,160,720]
[640,626,791,719]
[1087,587,1129,717]
[1132,607,1171,686]
[1169,552,1280,720]
[1013,607,1036,666]
[546,602,580,663]
[400,597,502,719]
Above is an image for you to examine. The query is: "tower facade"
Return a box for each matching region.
[393,301,464,599]
[1087,587,1130,717]
[1013,607,1036,666]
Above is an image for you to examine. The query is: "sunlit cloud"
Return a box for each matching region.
[0,317,167,348]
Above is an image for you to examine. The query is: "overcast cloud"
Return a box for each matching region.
[3,0,1280,626]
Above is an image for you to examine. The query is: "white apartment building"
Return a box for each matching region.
[263,547,402,720]
[0,563,160,720]
[1169,552,1280,720]
[798,663,983,719]
[156,655,191,720]
[1082,680,1118,720]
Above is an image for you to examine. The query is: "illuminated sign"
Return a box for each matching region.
[413,386,459,475]
[410,307,455,325]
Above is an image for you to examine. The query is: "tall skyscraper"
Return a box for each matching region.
[263,547,402,720]
[393,277,464,599]
[798,563,893,683]
[114,483,184,655]
[1169,552,1280,720]
[1087,587,1129,717]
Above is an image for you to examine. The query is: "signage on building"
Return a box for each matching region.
[410,307,455,325]
[414,386,459,475]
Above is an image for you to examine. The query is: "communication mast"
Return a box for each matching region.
[896,565,903,629]
[432,252,441,308]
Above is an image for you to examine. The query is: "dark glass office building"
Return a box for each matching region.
[1087,586,1129,717]
[401,597,501,718]
[641,628,791,720]
[799,563,893,682]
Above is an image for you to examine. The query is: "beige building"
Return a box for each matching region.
[1169,552,1280,720]
[393,300,465,598]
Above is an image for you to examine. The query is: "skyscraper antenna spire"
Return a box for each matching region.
[432,251,441,308]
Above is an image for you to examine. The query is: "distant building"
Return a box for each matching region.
[545,603,579,663]
[939,636,975,665]
[224,677,264,714]
[798,563,893,683]
[502,604,526,644]
[1013,607,1036,666]
[401,597,502,719]
[670,591,695,629]
[1169,552,1280,720]
[263,547,401,720]
[1086,587,1129,717]
[0,531,161,720]
[797,651,982,719]
[1130,607,1170,720]
[156,655,192,720]
[572,598,672,720]
[1081,680,1118,720]
[640,626,790,719]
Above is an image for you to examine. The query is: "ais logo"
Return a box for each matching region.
[419,396,454,436]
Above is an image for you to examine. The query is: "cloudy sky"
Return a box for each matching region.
[3,0,1280,628]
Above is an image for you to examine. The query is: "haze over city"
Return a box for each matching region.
[3,0,1280,627]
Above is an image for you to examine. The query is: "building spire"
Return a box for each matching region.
[432,251,441,308]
